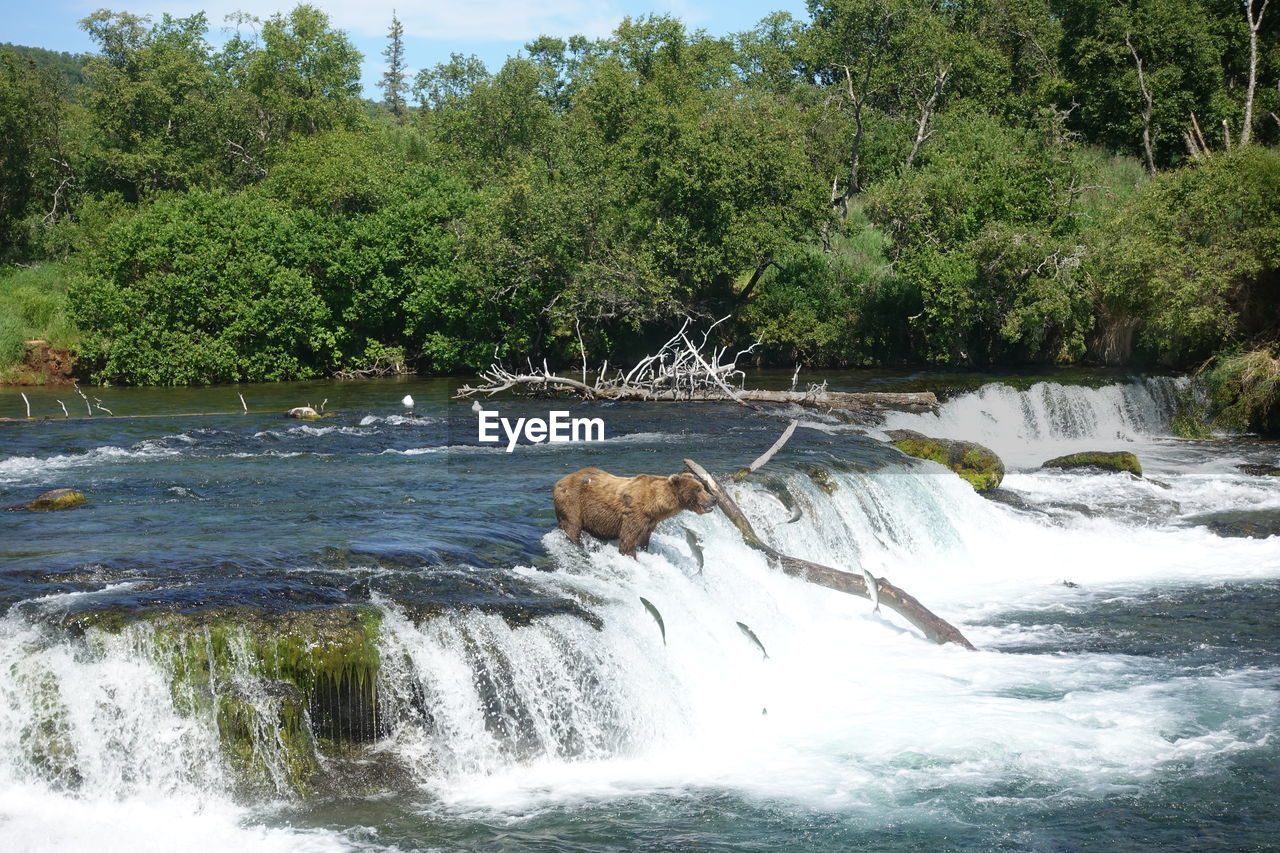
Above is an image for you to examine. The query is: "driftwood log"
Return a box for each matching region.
[683,444,975,650]
[455,317,937,415]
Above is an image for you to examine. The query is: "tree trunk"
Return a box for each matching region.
[683,458,976,650]
[1125,33,1156,175]
[1242,0,1270,147]
[906,65,949,170]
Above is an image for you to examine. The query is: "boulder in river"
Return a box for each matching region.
[1187,509,1280,540]
[286,406,320,419]
[885,429,1005,492]
[11,489,87,511]
[1041,451,1143,477]
[1238,463,1280,477]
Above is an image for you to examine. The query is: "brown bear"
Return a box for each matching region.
[552,466,717,557]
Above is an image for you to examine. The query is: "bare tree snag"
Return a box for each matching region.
[906,64,950,170]
[1243,0,1270,147]
[682,457,976,650]
[1125,33,1156,175]
[455,318,938,415]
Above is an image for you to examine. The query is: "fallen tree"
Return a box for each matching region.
[455,318,937,414]
[683,427,976,650]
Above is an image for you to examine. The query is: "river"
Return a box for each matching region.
[1,371,1278,851]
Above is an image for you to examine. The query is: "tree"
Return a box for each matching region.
[1242,0,1270,146]
[0,49,71,255]
[378,12,408,121]
[222,4,363,145]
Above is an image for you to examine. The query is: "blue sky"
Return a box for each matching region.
[2,0,810,95]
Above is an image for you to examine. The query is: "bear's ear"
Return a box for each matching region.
[668,474,680,483]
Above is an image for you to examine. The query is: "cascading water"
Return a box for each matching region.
[1,376,1277,850]
[880,376,1185,465]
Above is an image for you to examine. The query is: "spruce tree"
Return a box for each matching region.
[379,12,407,121]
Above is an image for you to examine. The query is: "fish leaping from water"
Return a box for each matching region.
[639,597,666,645]
[736,621,769,660]
[861,566,881,613]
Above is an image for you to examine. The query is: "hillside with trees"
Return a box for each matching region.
[0,1,1276,427]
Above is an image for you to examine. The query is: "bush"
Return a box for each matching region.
[1204,347,1280,434]
[70,191,337,385]
[1093,147,1280,364]
[0,263,79,368]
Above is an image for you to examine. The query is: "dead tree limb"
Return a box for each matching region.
[455,318,937,415]
[683,457,976,650]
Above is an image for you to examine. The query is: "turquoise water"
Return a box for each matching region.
[1,373,1278,851]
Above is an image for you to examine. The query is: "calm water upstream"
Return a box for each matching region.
[1,372,1278,851]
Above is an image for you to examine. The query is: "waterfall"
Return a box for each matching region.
[880,377,1186,465]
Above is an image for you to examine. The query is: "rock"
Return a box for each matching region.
[1041,451,1143,477]
[981,487,1034,512]
[806,465,838,495]
[885,429,1005,492]
[1238,463,1280,477]
[286,406,320,419]
[12,489,87,511]
[1188,509,1280,539]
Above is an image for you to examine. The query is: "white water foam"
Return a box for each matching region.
[0,444,184,486]
[363,456,1279,819]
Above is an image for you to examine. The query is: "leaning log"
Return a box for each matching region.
[683,457,976,650]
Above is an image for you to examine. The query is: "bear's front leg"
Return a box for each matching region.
[556,506,583,545]
[618,514,649,558]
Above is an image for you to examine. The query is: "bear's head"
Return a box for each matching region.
[669,473,717,514]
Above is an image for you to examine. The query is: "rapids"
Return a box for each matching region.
[1,373,1277,851]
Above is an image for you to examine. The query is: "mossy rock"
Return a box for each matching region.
[75,605,384,798]
[9,488,87,511]
[806,465,838,495]
[1041,451,1143,477]
[885,430,1004,492]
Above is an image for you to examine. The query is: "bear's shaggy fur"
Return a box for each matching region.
[552,466,717,557]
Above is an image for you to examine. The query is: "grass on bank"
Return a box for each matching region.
[0,263,80,378]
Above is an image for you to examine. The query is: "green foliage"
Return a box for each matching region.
[1094,147,1280,363]
[866,113,1096,363]
[1203,348,1280,433]
[0,264,79,369]
[4,1,1279,384]
[0,49,71,256]
[70,190,336,384]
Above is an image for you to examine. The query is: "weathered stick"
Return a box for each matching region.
[683,457,976,650]
[21,392,31,418]
[732,420,798,482]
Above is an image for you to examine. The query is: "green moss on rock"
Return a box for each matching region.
[806,465,838,495]
[1041,451,1143,477]
[15,489,87,511]
[885,430,1005,492]
[80,605,384,798]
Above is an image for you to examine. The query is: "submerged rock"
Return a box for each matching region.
[1238,463,1280,477]
[8,489,88,512]
[1188,510,1280,539]
[1041,451,1143,477]
[805,465,838,495]
[885,429,1005,492]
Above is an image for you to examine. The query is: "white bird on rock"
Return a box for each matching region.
[402,394,414,417]
[471,399,483,414]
